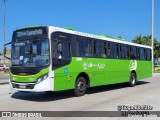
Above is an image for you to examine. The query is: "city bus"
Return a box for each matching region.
[5,26,152,96]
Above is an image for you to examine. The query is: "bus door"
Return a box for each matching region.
[51,32,71,90]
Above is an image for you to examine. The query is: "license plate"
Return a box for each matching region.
[19,85,26,89]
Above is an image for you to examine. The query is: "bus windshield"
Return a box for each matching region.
[11,38,49,67]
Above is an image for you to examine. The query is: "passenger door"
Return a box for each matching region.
[51,32,71,90]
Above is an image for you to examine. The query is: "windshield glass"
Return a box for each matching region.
[11,39,49,67]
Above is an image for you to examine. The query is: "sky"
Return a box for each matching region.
[0,0,160,52]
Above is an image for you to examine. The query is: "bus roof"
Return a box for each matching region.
[15,26,152,49]
[49,26,152,49]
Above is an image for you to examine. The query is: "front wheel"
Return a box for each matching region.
[45,91,54,95]
[74,77,86,97]
[129,73,136,87]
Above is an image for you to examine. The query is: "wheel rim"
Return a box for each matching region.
[131,75,135,85]
[77,81,85,93]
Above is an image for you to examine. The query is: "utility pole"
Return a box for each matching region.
[2,0,7,65]
[152,0,154,75]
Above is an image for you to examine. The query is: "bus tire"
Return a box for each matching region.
[74,77,86,97]
[45,91,54,94]
[129,73,136,87]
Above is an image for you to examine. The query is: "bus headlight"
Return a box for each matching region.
[37,73,48,83]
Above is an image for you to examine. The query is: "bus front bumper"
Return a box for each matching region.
[10,78,54,92]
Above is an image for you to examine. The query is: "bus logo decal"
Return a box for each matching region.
[98,64,105,69]
[88,62,93,68]
[129,60,137,71]
[83,62,105,70]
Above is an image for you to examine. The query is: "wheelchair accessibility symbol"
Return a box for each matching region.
[64,68,68,74]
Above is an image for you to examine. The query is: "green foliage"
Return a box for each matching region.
[132,35,160,58]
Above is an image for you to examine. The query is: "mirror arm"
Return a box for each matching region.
[4,56,11,60]
[4,42,12,46]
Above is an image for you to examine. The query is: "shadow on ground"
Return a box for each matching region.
[11,81,149,102]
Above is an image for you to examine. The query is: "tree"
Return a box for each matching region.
[132,35,143,45]
[132,35,160,58]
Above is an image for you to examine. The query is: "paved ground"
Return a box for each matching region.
[0,73,160,120]
[0,74,9,85]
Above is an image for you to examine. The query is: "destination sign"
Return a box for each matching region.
[13,27,48,39]
[16,29,43,37]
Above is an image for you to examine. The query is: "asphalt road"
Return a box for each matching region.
[0,74,9,80]
[0,73,160,119]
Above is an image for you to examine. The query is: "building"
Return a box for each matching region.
[0,50,11,65]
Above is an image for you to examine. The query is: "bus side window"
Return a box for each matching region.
[62,42,70,60]
[140,48,144,60]
[110,42,116,58]
[100,41,106,58]
[119,44,122,59]
[107,42,111,58]
[147,48,151,60]
[94,40,106,58]
[127,45,130,59]
[57,42,62,59]
[116,44,121,59]
[144,48,147,60]
[121,44,127,59]
[84,38,92,57]
[76,37,85,57]
[93,40,96,56]
[71,35,77,57]
[51,32,71,69]
[104,42,107,58]
[52,41,70,60]
[136,47,140,60]
[131,46,136,59]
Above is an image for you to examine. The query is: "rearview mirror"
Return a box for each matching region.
[4,42,12,60]
[4,47,7,55]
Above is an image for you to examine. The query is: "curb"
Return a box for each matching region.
[0,81,9,85]
[0,79,9,85]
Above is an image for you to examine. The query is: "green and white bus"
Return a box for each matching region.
[7,26,152,96]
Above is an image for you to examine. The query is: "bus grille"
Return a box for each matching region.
[12,83,35,89]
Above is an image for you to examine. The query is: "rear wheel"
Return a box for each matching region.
[74,77,86,97]
[129,73,136,87]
